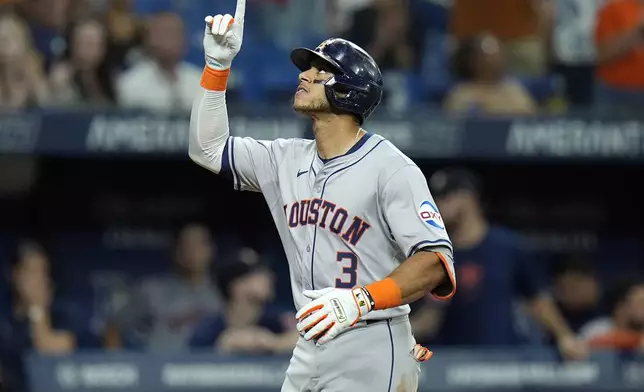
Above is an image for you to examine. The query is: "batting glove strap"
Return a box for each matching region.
[353,286,374,317]
[364,277,403,310]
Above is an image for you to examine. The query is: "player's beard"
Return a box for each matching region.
[293,95,331,114]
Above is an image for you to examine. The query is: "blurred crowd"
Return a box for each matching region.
[1,0,644,115]
[0,167,643,392]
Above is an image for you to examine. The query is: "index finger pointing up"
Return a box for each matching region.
[235,0,246,23]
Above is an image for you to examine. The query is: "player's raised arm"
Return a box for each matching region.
[189,0,283,192]
[188,0,245,173]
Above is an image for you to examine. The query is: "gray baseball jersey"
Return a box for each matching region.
[219,132,456,320]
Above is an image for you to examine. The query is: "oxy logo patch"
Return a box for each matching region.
[419,200,444,230]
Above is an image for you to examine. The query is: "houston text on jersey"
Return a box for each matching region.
[283,198,371,246]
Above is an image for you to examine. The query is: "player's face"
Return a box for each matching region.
[293,60,333,113]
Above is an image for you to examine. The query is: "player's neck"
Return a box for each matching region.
[312,116,363,160]
[451,212,488,249]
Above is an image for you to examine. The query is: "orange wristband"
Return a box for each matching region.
[365,277,402,310]
[200,66,230,91]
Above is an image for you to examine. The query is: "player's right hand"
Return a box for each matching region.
[203,0,245,70]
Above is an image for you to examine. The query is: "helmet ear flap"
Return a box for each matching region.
[328,82,354,100]
[324,74,367,104]
[323,83,365,124]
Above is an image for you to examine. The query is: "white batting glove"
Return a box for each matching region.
[412,344,434,362]
[296,287,372,345]
[203,0,245,70]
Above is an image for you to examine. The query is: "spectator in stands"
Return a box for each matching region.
[190,247,298,355]
[258,0,327,50]
[343,0,425,71]
[105,223,223,351]
[48,17,116,106]
[410,168,588,360]
[14,0,73,69]
[550,0,602,107]
[67,0,92,22]
[105,0,141,69]
[0,12,50,109]
[551,256,601,335]
[450,0,553,77]
[594,0,644,113]
[443,34,537,116]
[0,241,77,392]
[579,276,644,351]
[115,11,201,113]
[327,0,373,36]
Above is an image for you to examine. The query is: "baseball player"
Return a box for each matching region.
[189,1,455,390]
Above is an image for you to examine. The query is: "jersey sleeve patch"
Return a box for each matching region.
[418,200,444,230]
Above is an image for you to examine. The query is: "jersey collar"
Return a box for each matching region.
[311,133,384,176]
[315,132,374,164]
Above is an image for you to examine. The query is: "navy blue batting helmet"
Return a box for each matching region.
[290,38,383,125]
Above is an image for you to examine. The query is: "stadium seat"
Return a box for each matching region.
[519,75,563,104]
[409,0,450,33]
[405,72,429,104]
[420,32,453,103]
[0,233,15,313]
[50,231,173,292]
[237,40,297,103]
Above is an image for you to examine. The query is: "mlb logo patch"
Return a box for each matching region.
[418,200,444,230]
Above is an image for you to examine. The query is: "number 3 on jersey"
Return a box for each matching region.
[335,251,358,288]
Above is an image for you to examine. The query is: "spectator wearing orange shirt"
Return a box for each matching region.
[579,276,644,352]
[594,0,644,112]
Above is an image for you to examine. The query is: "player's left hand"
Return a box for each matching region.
[296,286,372,345]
